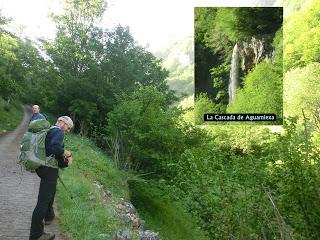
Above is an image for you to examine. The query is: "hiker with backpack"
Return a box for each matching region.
[29,116,74,240]
[30,105,48,122]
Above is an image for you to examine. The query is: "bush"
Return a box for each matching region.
[284,0,320,71]
[267,118,320,239]
[284,63,320,118]
[227,60,283,124]
[172,140,291,239]
[194,93,226,124]
[105,87,188,177]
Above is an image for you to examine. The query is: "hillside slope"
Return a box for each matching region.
[57,134,208,240]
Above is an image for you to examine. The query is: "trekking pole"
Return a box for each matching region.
[58,175,81,209]
[58,175,74,199]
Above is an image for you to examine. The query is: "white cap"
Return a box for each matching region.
[58,116,74,129]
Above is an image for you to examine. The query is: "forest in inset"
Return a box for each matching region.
[195,7,283,124]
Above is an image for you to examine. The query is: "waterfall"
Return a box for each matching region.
[228,43,239,104]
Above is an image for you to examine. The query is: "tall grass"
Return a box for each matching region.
[57,135,129,239]
[129,181,209,240]
[56,134,209,240]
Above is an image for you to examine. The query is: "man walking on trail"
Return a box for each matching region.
[30,105,48,122]
[29,116,74,240]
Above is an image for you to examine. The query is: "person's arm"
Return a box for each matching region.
[47,129,64,157]
[47,128,69,168]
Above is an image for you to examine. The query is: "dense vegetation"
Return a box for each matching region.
[58,134,205,240]
[0,98,22,134]
[194,7,283,123]
[1,0,320,239]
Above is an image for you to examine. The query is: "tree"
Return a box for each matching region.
[227,60,283,123]
[43,0,175,135]
[284,0,320,71]
[102,26,174,102]
[284,63,320,118]
[214,7,282,43]
[0,34,21,102]
[195,7,282,57]
[44,0,107,133]
[105,86,183,175]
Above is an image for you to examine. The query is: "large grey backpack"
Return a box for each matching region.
[18,119,58,172]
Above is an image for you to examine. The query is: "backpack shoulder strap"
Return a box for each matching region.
[43,125,60,136]
[49,125,60,130]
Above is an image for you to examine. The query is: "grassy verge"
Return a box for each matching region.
[57,134,130,239]
[0,98,23,133]
[128,181,209,240]
[57,134,209,239]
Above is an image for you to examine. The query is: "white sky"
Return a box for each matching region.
[0,0,280,52]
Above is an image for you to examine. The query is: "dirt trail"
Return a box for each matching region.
[0,106,66,240]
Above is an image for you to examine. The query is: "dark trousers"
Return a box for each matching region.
[29,167,58,239]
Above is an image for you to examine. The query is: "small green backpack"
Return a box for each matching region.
[18,119,58,172]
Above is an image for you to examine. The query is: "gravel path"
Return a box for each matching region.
[0,106,66,240]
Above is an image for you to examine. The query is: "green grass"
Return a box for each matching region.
[63,134,130,198]
[0,98,23,133]
[128,181,209,240]
[57,134,209,239]
[57,171,122,239]
[57,134,131,239]
[57,134,207,240]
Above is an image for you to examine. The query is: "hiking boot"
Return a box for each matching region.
[34,232,55,240]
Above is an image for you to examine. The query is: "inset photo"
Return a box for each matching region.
[194,7,283,125]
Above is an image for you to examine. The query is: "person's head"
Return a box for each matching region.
[56,116,74,133]
[32,105,40,114]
